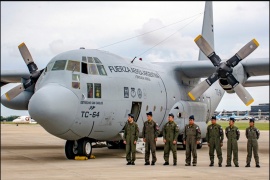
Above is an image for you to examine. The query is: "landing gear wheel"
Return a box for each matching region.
[65,140,78,159]
[78,138,92,158]
[197,139,203,149]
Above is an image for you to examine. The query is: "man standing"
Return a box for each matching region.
[225,117,240,167]
[206,116,224,167]
[245,118,260,168]
[162,113,179,166]
[123,113,139,165]
[183,115,201,166]
[142,111,160,165]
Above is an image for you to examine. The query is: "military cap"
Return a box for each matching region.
[168,113,174,118]
[146,111,152,116]
[229,117,235,122]
[249,118,255,123]
[128,113,134,118]
[189,115,194,120]
[211,116,216,120]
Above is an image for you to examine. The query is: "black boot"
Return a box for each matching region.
[209,162,214,167]
[163,162,169,165]
[144,162,150,165]
[256,164,260,168]
[245,163,250,167]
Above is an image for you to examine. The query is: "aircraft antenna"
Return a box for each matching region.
[97,12,202,50]
[136,14,202,58]
[131,56,137,63]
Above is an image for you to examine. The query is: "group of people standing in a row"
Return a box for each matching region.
[123,112,260,168]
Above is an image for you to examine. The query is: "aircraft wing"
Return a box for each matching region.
[173,58,269,78]
[1,70,30,87]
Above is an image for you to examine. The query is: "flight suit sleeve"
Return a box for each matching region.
[183,126,186,141]
[236,128,240,140]
[219,126,224,143]
[225,127,228,138]
[245,128,248,139]
[196,125,201,141]
[174,123,179,141]
[123,123,127,141]
[142,122,146,139]
[135,123,139,141]
[162,124,166,140]
[154,122,160,138]
[206,126,209,143]
[256,128,260,139]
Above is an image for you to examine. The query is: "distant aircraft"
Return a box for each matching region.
[230,112,251,121]
[1,2,269,159]
[216,112,229,121]
[12,116,37,124]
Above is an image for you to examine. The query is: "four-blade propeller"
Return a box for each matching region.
[188,35,259,106]
[5,43,42,101]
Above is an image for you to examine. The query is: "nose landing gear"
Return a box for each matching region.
[65,138,93,159]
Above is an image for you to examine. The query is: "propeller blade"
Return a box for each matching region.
[188,73,219,100]
[226,39,259,67]
[234,83,254,106]
[194,35,221,66]
[18,42,38,73]
[5,84,25,101]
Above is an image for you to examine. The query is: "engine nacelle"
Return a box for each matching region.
[1,90,33,110]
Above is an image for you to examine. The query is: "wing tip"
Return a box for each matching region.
[188,92,196,101]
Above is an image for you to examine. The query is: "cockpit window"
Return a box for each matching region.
[66,60,80,72]
[88,64,99,75]
[52,60,67,71]
[87,57,94,63]
[97,65,107,75]
[82,56,87,62]
[93,57,102,64]
[46,62,55,72]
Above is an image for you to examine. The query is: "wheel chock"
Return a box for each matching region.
[75,156,88,160]
[90,155,96,159]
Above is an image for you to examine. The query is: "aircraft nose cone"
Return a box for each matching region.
[28,84,79,136]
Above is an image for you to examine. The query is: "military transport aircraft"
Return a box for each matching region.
[1,2,269,159]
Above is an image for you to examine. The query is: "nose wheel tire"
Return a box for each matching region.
[78,138,92,158]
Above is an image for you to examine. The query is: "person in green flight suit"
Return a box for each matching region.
[123,113,139,165]
[225,117,240,167]
[183,115,201,166]
[245,118,260,168]
[162,113,179,166]
[206,116,224,167]
[143,111,160,165]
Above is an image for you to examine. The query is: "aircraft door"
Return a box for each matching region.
[130,102,142,122]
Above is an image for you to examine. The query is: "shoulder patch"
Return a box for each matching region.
[196,126,199,129]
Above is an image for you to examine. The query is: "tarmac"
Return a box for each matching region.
[1,123,269,180]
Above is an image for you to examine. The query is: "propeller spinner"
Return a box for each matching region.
[188,35,259,106]
[5,43,42,101]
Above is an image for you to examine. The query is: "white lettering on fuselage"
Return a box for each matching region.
[108,66,160,79]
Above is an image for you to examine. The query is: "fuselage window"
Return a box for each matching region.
[81,62,88,74]
[89,64,99,75]
[87,83,93,98]
[97,65,107,75]
[160,106,163,112]
[52,60,67,71]
[72,82,80,89]
[94,83,101,98]
[67,60,80,72]
[146,105,149,111]
[153,106,156,111]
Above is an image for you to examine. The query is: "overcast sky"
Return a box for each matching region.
[1,1,269,117]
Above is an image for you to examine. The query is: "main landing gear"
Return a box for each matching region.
[65,138,92,159]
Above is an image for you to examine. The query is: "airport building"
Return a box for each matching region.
[250,103,269,116]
